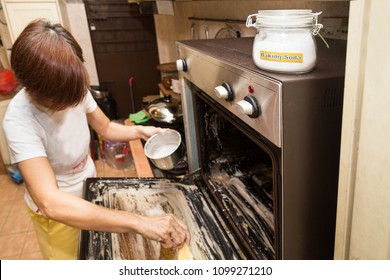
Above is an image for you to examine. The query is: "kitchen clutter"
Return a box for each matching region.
[157,62,181,95]
[5,164,23,184]
[89,63,185,173]
[89,120,133,170]
[90,85,118,120]
[157,62,178,91]
[103,140,133,170]
[170,78,181,94]
[129,61,182,125]
[88,89,132,170]
[129,94,183,125]
[0,69,18,95]
[129,110,149,124]
[147,94,182,124]
[246,9,325,73]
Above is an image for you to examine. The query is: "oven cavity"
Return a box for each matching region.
[198,101,276,259]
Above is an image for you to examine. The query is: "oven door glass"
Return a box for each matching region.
[193,88,281,260]
[79,177,242,260]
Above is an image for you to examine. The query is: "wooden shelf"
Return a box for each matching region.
[158,83,181,100]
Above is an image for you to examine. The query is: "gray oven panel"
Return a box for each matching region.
[177,43,282,148]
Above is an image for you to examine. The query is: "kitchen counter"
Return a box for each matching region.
[124,118,154,177]
[124,119,187,179]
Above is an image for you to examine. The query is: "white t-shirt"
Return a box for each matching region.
[3,88,98,213]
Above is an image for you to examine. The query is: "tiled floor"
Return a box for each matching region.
[0,159,138,260]
[0,174,41,260]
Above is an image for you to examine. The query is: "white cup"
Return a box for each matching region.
[170,79,181,94]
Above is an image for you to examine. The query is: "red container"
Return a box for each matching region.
[0,69,17,95]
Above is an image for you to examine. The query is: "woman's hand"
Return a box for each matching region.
[137,126,166,141]
[138,214,191,249]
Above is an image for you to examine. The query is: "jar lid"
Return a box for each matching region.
[247,9,322,29]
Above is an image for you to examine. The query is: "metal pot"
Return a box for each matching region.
[90,85,110,99]
[89,85,118,120]
[144,129,183,170]
[147,94,182,124]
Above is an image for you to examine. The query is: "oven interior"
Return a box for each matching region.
[192,87,281,260]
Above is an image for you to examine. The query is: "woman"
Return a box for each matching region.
[3,20,190,260]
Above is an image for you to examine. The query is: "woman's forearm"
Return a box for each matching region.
[87,107,163,142]
[44,191,143,233]
[44,190,190,246]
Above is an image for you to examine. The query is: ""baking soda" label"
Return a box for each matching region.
[260,50,303,63]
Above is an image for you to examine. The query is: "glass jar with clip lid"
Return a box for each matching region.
[246,9,328,73]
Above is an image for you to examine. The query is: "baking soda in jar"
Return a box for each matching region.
[246,10,324,74]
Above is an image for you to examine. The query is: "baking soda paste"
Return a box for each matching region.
[246,10,323,74]
[149,143,178,159]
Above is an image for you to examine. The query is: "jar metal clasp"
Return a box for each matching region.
[245,13,257,28]
[312,12,330,48]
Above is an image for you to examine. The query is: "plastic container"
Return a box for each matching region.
[6,164,23,184]
[0,69,18,95]
[103,141,133,170]
[246,10,324,73]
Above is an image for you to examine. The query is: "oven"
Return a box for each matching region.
[79,37,346,260]
[176,37,346,260]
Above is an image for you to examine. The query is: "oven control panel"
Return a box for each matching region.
[176,48,282,148]
[214,83,260,117]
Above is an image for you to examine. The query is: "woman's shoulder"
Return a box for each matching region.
[8,88,31,110]
[4,88,37,126]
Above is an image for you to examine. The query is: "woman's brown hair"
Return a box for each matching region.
[10,19,90,111]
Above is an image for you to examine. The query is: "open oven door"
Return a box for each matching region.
[78,177,243,260]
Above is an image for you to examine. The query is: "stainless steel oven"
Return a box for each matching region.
[175,37,346,260]
[79,37,346,260]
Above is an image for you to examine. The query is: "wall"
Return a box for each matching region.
[59,0,99,85]
[0,9,12,66]
[334,0,390,260]
[0,1,350,85]
[0,0,99,85]
[154,0,350,63]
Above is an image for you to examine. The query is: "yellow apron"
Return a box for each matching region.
[27,207,80,260]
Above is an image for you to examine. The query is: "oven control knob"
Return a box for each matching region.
[236,96,261,118]
[214,82,234,101]
[176,59,188,72]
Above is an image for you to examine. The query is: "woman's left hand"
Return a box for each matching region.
[137,213,191,249]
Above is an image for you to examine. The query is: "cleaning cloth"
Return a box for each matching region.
[129,110,149,124]
[177,243,194,260]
